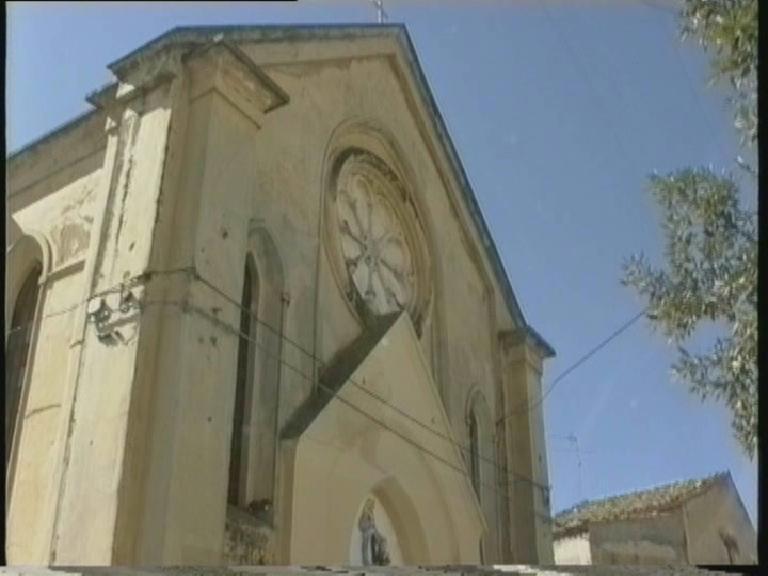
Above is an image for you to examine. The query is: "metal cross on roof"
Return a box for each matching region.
[370,0,388,23]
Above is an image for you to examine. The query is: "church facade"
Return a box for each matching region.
[5,25,555,566]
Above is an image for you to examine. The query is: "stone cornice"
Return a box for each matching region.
[82,39,289,140]
[182,40,289,126]
[183,39,289,112]
[499,326,556,360]
[85,81,119,110]
[5,109,105,166]
[107,24,408,76]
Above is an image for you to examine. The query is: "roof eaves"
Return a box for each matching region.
[393,26,534,333]
[525,324,556,358]
[6,106,102,162]
[553,525,591,540]
[553,471,730,533]
[85,80,119,109]
[108,24,407,76]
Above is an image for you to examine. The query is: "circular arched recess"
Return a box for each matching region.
[5,233,50,340]
[323,126,433,335]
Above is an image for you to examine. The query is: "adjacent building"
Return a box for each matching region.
[553,472,757,565]
[5,25,555,566]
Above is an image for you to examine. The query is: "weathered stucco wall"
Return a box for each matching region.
[6,28,552,566]
[245,41,508,432]
[6,108,107,564]
[554,533,591,565]
[589,512,687,565]
[553,477,757,567]
[285,314,483,565]
[240,37,533,561]
[683,477,757,564]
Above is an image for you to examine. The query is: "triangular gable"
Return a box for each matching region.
[281,312,485,564]
[103,24,538,337]
[9,24,558,350]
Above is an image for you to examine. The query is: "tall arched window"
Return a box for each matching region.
[228,255,259,506]
[468,408,480,497]
[467,389,497,563]
[468,409,484,563]
[223,226,286,526]
[5,263,42,467]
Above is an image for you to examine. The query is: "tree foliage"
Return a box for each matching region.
[681,0,757,147]
[622,0,757,457]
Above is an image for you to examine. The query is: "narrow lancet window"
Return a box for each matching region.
[5,264,41,466]
[469,409,480,497]
[228,256,258,506]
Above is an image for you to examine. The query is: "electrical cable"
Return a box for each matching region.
[7,265,647,492]
[7,0,732,531]
[6,266,550,491]
[4,266,194,339]
[190,269,550,489]
[133,295,552,519]
[498,307,648,423]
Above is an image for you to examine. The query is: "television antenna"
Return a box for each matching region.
[565,433,583,501]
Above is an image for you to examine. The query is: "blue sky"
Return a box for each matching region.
[7,1,757,525]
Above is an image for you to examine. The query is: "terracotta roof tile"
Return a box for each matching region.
[553,471,729,537]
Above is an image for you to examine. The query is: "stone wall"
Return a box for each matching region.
[553,533,591,565]
[588,512,687,565]
[683,476,757,564]
[224,506,275,565]
[6,106,108,563]
[6,27,552,565]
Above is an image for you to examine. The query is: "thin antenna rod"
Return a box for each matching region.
[566,433,583,501]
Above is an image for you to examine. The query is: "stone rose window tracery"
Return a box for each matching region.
[326,148,431,331]
[338,173,414,315]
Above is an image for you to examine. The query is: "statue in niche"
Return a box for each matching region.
[358,497,390,566]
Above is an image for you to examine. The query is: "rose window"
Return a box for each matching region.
[337,173,415,316]
[325,149,431,331]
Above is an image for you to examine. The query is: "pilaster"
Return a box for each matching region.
[498,326,555,564]
[48,39,288,565]
[49,53,183,566]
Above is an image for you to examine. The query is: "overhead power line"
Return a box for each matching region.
[185,268,552,493]
[8,262,647,497]
[132,293,551,518]
[8,0,706,516]
[499,307,648,422]
[7,266,552,495]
